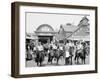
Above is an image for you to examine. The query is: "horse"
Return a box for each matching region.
[35,50,45,66]
[69,46,74,65]
[48,49,54,64]
[74,46,89,64]
[48,48,65,65]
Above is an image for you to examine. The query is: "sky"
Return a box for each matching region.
[26,12,90,33]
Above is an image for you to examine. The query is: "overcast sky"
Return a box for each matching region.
[26,12,90,33]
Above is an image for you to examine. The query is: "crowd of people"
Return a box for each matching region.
[26,39,90,66]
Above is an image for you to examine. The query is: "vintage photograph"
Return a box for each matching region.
[11,2,97,77]
[25,12,90,67]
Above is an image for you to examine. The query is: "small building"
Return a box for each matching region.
[35,24,56,44]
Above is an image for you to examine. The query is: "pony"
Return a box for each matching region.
[74,43,89,64]
[48,49,54,64]
[48,48,65,65]
[35,50,45,66]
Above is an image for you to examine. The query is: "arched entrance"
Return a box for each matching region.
[38,36,53,44]
[35,24,55,44]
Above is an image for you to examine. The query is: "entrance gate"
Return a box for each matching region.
[38,36,53,44]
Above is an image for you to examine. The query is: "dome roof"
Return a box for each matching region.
[36,24,54,32]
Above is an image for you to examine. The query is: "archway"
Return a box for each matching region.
[35,24,55,44]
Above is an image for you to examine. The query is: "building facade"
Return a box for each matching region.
[26,16,90,44]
